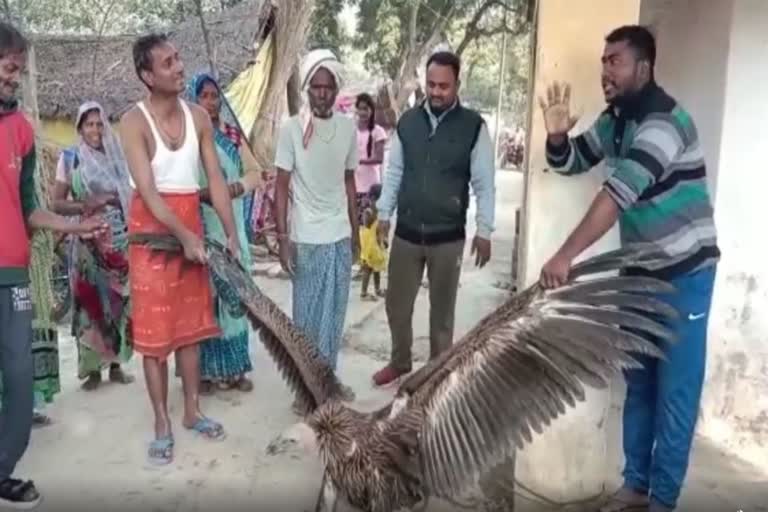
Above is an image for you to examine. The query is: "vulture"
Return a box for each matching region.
[129,234,679,512]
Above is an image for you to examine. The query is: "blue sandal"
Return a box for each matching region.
[186,417,226,441]
[148,435,174,465]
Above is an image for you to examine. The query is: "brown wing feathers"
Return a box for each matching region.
[132,234,679,502]
[127,233,344,411]
[408,245,679,499]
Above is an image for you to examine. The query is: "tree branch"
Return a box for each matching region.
[91,0,120,84]
[455,0,526,57]
[2,0,12,21]
[286,64,301,116]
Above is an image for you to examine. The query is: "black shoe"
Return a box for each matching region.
[0,478,42,509]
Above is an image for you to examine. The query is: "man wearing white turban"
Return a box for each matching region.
[274,49,358,411]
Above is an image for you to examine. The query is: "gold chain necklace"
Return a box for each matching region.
[147,98,185,150]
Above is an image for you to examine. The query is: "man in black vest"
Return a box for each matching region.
[372,51,496,387]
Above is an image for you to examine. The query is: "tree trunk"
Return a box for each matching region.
[194,0,218,78]
[286,64,301,116]
[248,0,315,171]
[21,44,39,127]
[390,2,456,111]
[91,0,120,84]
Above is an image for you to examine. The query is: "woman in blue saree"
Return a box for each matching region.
[183,72,263,393]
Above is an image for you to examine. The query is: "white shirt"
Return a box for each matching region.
[274,114,358,244]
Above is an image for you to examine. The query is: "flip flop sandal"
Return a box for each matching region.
[0,478,42,508]
[109,368,135,384]
[81,373,101,391]
[215,380,234,391]
[148,435,174,466]
[186,417,226,441]
[235,377,254,392]
[32,412,53,428]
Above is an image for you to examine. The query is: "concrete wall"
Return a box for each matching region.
[514,0,639,501]
[639,0,731,198]
[518,0,768,489]
[640,0,768,475]
[517,0,768,498]
[695,0,768,472]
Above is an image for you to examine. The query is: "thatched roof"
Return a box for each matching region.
[32,0,269,122]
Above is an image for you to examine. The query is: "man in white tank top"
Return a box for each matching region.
[119,33,239,465]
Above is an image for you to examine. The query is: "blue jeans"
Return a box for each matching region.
[621,265,717,508]
[0,285,34,480]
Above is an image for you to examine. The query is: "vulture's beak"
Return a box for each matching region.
[266,422,317,458]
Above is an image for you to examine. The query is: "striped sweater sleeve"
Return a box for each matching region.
[603,116,683,211]
[545,116,606,175]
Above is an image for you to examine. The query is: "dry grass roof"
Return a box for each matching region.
[33,0,269,122]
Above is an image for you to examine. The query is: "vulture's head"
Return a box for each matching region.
[266,421,318,458]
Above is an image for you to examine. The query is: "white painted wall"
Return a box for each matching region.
[639,0,731,198]
[696,0,768,472]
[515,0,639,501]
[639,0,768,475]
[517,0,768,500]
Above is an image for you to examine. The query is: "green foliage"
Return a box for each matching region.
[348,0,531,114]
[3,0,236,35]
[352,0,529,80]
[307,0,349,57]
[460,31,530,117]
[353,0,456,79]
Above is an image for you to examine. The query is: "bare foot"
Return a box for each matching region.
[154,416,172,440]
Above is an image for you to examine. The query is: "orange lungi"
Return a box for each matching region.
[127,191,221,360]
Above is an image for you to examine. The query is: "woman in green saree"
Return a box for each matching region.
[182,72,263,393]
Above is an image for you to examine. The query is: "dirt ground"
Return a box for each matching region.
[16,172,767,512]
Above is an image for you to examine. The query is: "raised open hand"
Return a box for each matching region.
[538,81,579,137]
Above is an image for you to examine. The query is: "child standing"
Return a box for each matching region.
[359,184,387,300]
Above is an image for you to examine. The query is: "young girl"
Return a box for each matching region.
[359,184,388,300]
[354,93,387,224]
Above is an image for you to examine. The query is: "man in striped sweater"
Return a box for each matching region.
[538,26,719,512]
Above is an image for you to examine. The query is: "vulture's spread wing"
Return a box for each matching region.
[128,234,345,411]
[387,244,679,499]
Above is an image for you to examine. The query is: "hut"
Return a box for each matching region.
[32,0,270,147]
